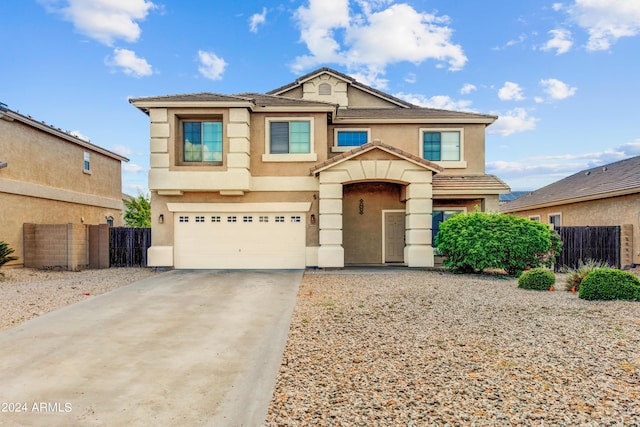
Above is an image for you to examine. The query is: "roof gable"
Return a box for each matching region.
[310,141,444,175]
[502,155,640,212]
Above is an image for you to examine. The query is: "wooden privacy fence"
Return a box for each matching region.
[109,227,151,267]
[555,226,620,270]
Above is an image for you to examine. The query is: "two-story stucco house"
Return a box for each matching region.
[0,103,128,267]
[130,67,509,269]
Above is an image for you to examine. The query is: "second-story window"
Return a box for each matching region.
[263,117,317,162]
[423,131,460,161]
[332,128,371,152]
[183,121,223,162]
[269,121,310,154]
[83,152,91,173]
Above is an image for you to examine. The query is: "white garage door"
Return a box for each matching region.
[174,212,306,269]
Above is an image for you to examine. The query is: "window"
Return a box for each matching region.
[419,129,466,167]
[549,214,561,229]
[333,128,370,152]
[432,209,464,244]
[211,216,221,222]
[423,131,460,161]
[243,216,253,223]
[275,216,285,223]
[227,216,237,223]
[83,152,90,173]
[182,121,222,163]
[270,121,310,153]
[291,215,301,223]
[179,216,189,223]
[529,215,541,222]
[263,117,317,162]
[195,216,205,223]
[259,216,269,223]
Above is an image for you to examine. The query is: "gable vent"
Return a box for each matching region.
[318,83,332,96]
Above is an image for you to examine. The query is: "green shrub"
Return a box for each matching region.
[518,267,556,290]
[562,259,610,292]
[435,212,562,276]
[0,241,18,275]
[579,268,640,301]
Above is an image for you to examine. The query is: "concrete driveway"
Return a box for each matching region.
[0,269,303,426]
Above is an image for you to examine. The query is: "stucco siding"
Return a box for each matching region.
[508,193,640,265]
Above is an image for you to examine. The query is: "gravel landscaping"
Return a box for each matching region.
[265,269,640,426]
[0,267,159,330]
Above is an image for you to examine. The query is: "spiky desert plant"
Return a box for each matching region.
[0,241,18,276]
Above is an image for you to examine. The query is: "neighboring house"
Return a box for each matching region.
[0,103,128,266]
[130,67,509,269]
[501,156,640,266]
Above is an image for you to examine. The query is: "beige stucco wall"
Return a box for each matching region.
[507,193,640,265]
[327,123,486,174]
[343,182,406,264]
[0,118,124,266]
[150,190,319,248]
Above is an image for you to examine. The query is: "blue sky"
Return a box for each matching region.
[1,0,639,193]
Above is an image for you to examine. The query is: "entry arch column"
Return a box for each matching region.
[404,171,435,267]
[317,171,347,267]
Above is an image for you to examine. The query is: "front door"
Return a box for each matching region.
[384,211,405,263]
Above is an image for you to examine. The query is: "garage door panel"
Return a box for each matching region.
[174,213,305,269]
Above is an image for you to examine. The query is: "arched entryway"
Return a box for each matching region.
[343,182,406,264]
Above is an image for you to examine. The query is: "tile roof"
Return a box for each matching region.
[310,140,444,175]
[233,92,337,108]
[0,107,128,162]
[501,155,640,212]
[335,107,496,122]
[267,67,417,108]
[433,175,510,192]
[129,92,250,103]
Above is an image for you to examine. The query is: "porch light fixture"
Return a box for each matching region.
[0,161,7,169]
[359,199,364,215]
[310,214,316,225]
[158,214,164,224]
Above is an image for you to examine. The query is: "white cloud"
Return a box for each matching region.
[460,83,476,94]
[249,7,267,33]
[112,144,133,156]
[404,73,416,84]
[197,50,227,80]
[107,48,152,77]
[395,92,472,110]
[70,130,90,141]
[567,0,640,51]
[122,163,145,173]
[488,138,640,189]
[540,78,577,100]
[498,82,525,101]
[292,0,466,86]
[552,3,564,12]
[541,29,573,54]
[39,0,156,46]
[488,108,538,136]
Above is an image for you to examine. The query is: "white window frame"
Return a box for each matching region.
[529,215,541,222]
[332,128,371,152]
[419,128,467,168]
[548,213,562,229]
[83,152,91,174]
[262,117,317,162]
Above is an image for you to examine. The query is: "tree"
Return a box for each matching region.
[124,193,151,228]
[435,212,562,276]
